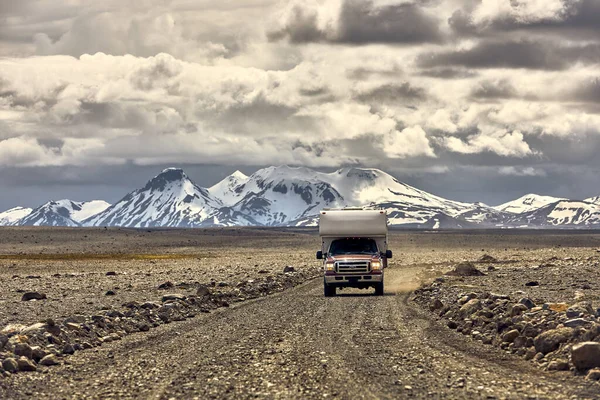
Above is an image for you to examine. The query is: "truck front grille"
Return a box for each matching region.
[335,260,370,273]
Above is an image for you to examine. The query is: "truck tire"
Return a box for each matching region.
[324,280,336,297]
[374,280,384,296]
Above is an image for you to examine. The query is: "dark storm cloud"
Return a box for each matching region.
[355,83,427,103]
[269,0,443,45]
[418,39,600,70]
[449,0,600,38]
[570,78,600,103]
[419,68,478,79]
[470,79,517,100]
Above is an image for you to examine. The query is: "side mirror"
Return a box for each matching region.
[316,251,323,260]
[385,250,393,259]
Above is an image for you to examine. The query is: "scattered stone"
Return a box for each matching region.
[459,299,482,318]
[586,369,600,381]
[283,265,295,273]
[0,333,9,350]
[567,302,594,318]
[161,293,186,302]
[21,292,47,301]
[572,342,600,370]
[446,262,484,277]
[105,271,117,276]
[502,329,520,343]
[544,303,569,313]
[534,328,573,355]
[39,354,60,366]
[510,304,528,317]
[14,342,33,359]
[519,298,535,309]
[17,357,36,372]
[62,344,75,355]
[525,281,539,287]
[2,358,18,373]
[478,254,498,263]
[158,281,174,290]
[548,359,570,371]
[429,299,444,311]
[196,285,210,297]
[105,290,116,296]
[564,318,589,328]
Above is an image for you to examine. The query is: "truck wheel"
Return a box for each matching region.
[374,281,384,296]
[324,280,336,297]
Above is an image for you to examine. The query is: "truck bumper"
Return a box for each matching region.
[324,274,383,287]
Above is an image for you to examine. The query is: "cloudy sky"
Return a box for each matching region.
[1,0,600,210]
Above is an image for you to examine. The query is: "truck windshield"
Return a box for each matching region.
[329,238,378,256]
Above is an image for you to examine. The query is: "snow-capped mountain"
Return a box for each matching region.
[17,200,110,227]
[0,207,33,226]
[84,168,222,228]
[2,165,600,229]
[494,194,566,214]
[508,200,600,228]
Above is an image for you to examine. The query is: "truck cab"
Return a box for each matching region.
[316,208,392,297]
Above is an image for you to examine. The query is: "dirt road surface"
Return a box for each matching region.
[3,265,598,400]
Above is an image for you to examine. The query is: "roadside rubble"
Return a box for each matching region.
[0,266,319,375]
[413,255,600,381]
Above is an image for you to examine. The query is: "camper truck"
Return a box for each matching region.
[316,208,392,297]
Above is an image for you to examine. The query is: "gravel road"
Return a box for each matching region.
[3,266,598,400]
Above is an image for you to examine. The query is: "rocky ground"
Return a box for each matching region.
[413,243,600,384]
[1,228,600,398]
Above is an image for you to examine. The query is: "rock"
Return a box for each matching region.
[534,328,573,355]
[446,262,484,277]
[62,344,75,355]
[572,342,600,370]
[21,292,46,301]
[510,304,528,317]
[196,285,210,297]
[17,357,36,372]
[478,254,497,263]
[39,354,60,366]
[0,334,8,350]
[567,302,594,318]
[31,346,48,362]
[459,299,482,318]
[105,271,117,276]
[447,321,458,329]
[543,303,569,313]
[487,265,497,272]
[2,358,18,373]
[519,298,535,309]
[105,290,116,296]
[14,342,33,359]
[64,315,86,324]
[524,281,539,287]
[217,282,229,287]
[564,318,589,328]
[548,359,570,371]
[429,299,444,311]
[21,322,46,335]
[586,369,600,381]
[141,301,160,309]
[161,293,186,302]
[283,265,295,273]
[158,281,174,289]
[502,329,520,343]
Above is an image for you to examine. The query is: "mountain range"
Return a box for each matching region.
[2,166,600,229]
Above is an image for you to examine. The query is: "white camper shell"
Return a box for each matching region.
[319,208,388,255]
[317,208,392,297]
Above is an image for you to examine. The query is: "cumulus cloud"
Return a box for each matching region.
[441,130,534,157]
[2,0,600,208]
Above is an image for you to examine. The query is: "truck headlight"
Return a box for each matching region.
[371,261,382,271]
[325,262,335,272]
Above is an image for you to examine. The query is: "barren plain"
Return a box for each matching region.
[1,228,600,399]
